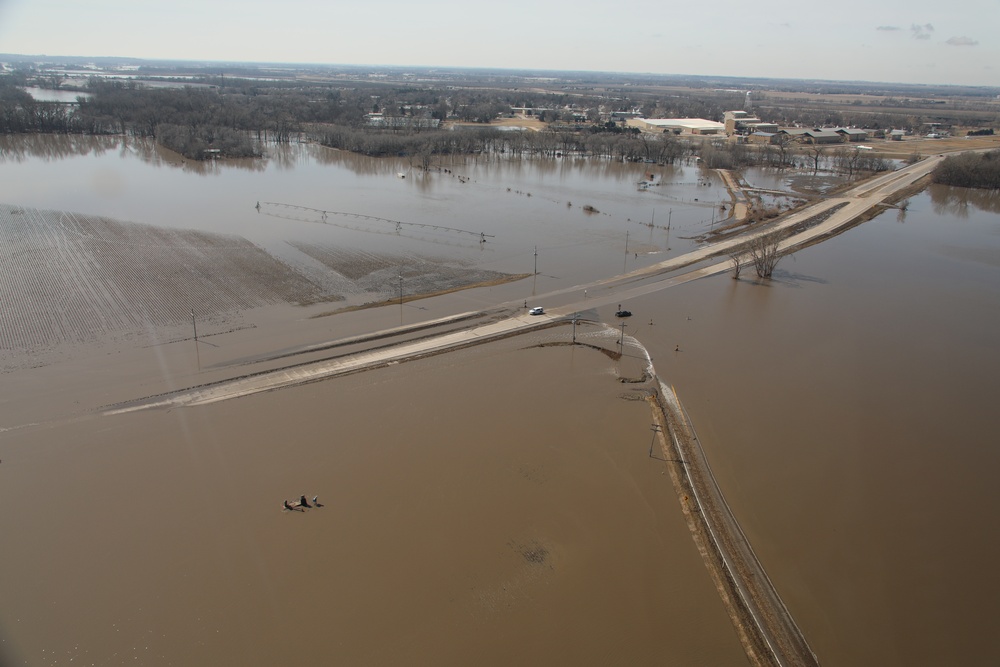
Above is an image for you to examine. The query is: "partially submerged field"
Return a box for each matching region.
[0,203,516,372]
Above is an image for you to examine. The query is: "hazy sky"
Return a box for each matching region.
[1,0,997,86]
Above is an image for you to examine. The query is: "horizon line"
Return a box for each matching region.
[3,53,999,92]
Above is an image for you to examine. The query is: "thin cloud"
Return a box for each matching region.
[911,23,934,39]
[946,36,979,46]
[876,25,901,31]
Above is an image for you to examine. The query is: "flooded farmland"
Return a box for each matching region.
[1,134,999,665]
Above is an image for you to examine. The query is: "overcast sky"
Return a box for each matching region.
[1,0,996,86]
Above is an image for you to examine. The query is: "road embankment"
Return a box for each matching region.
[650,383,820,667]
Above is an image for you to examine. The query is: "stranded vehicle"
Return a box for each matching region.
[529,306,544,315]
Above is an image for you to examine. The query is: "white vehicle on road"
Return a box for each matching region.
[529,306,544,315]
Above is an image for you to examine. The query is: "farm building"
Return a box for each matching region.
[747,131,782,145]
[626,118,725,135]
[780,128,845,144]
[835,128,869,142]
[801,130,843,144]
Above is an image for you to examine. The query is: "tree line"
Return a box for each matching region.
[0,70,971,167]
[699,140,891,174]
[313,120,691,163]
[931,150,1000,189]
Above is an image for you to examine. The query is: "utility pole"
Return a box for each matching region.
[191,309,201,371]
[572,314,577,343]
[398,274,403,324]
[649,423,662,458]
[533,245,538,275]
[619,321,626,349]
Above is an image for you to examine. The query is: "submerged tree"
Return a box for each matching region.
[729,250,745,279]
[747,230,785,278]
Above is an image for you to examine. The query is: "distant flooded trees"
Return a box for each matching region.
[931,150,1000,189]
[832,146,892,177]
[700,140,892,176]
[700,141,795,170]
[314,124,687,163]
[0,79,88,134]
[155,124,261,160]
[0,78,370,158]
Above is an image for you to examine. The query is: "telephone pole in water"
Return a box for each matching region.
[191,309,201,371]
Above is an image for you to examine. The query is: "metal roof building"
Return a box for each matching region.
[627,118,726,134]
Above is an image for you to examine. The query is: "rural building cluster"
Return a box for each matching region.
[628,109,881,145]
[507,104,910,145]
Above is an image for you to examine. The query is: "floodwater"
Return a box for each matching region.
[2,134,999,665]
[0,135,749,665]
[625,183,1000,665]
[0,329,747,666]
[0,135,727,292]
[23,87,92,103]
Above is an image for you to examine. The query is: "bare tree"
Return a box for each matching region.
[835,146,862,178]
[729,250,745,279]
[748,230,784,278]
[808,144,825,172]
[775,133,792,167]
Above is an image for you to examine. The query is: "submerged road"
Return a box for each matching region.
[104,155,944,666]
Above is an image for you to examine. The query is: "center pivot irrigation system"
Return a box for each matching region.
[257,201,495,249]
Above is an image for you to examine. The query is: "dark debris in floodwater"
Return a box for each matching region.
[509,540,550,566]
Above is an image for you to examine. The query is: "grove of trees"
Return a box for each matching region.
[931,150,1000,189]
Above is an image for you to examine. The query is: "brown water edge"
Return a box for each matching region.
[0,335,748,666]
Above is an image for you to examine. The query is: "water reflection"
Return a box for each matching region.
[930,183,1000,216]
[0,134,121,162]
[23,87,92,103]
[0,133,732,285]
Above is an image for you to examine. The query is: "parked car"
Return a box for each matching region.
[616,309,632,318]
[529,306,544,315]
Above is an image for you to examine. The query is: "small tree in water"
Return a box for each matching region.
[729,250,745,279]
[748,230,784,279]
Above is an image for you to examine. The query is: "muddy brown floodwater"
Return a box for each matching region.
[0,333,747,666]
[630,184,1000,665]
[1,134,999,666]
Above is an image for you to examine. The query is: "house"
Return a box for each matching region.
[889,129,907,141]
